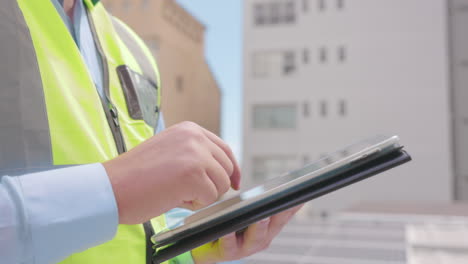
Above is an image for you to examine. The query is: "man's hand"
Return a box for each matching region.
[103,121,241,225]
[191,205,304,264]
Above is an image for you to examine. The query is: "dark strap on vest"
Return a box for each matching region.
[0,0,53,176]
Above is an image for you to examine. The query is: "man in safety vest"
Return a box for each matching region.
[0,0,303,263]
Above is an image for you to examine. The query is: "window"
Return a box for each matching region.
[253,104,297,129]
[338,45,347,63]
[284,1,296,23]
[176,76,184,93]
[303,0,309,12]
[338,100,347,116]
[252,50,296,77]
[270,2,281,24]
[254,1,296,26]
[252,156,297,182]
[337,0,345,10]
[319,47,328,64]
[318,0,326,11]
[283,51,296,75]
[254,4,267,25]
[320,101,328,117]
[303,48,309,64]
[303,102,310,117]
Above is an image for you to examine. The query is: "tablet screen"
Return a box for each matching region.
[240,135,395,199]
[185,135,398,224]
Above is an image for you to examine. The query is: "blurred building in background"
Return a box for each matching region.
[242,0,468,216]
[101,0,221,135]
[245,203,468,263]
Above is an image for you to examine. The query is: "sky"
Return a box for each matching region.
[176,0,243,160]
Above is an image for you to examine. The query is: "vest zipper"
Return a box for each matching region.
[86,9,155,264]
[108,102,127,153]
[85,9,126,155]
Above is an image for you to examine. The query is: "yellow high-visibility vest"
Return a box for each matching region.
[0,0,193,263]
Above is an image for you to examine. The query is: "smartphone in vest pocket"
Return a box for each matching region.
[117,65,160,128]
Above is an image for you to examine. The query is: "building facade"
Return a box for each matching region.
[243,0,468,215]
[102,0,221,135]
[245,203,468,263]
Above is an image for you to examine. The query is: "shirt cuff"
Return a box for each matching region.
[19,163,119,264]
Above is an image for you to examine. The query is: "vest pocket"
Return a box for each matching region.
[117,65,160,128]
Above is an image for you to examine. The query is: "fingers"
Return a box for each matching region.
[202,128,241,190]
[203,135,234,177]
[205,153,231,195]
[268,204,304,239]
[218,232,240,261]
[242,218,271,256]
[208,206,305,262]
[192,172,219,210]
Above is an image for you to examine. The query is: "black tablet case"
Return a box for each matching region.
[153,149,411,263]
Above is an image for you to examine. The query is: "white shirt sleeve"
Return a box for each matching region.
[0,164,118,264]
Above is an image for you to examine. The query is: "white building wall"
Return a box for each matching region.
[407,222,468,264]
[243,0,454,214]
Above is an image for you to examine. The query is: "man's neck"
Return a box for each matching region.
[62,0,76,21]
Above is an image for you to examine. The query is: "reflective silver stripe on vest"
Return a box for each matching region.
[111,18,159,83]
[0,1,53,176]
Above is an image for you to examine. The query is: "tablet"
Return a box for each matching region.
[152,135,402,246]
